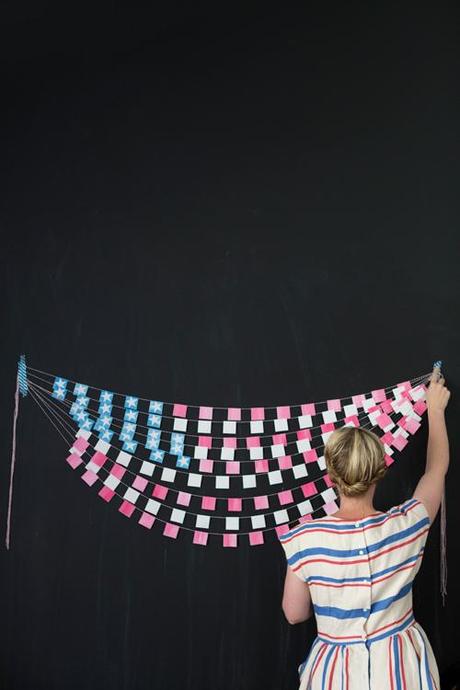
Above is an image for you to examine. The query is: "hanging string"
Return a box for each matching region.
[5,375,20,550]
[26,377,407,473]
[26,364,432,414]
[440,487,447,605]
[5,355,28,550]
[25,374,429,449]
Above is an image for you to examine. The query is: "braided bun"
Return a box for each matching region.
[324,426,387,497]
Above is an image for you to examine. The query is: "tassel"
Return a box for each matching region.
[440,487,447,605]
[5,355,28,550]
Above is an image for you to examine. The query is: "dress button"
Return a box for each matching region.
[359,549,364,555]
[355,522,360,527]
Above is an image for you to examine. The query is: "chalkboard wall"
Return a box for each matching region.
[1,3,458,689]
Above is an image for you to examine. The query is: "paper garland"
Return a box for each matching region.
[6,359,430,548]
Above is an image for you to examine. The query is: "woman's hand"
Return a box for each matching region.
[426,366,451,416]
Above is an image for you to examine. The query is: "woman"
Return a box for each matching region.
[280,365,450,689]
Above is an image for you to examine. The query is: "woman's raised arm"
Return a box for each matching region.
[413,364,451,524]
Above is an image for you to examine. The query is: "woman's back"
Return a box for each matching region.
[280,498,439,690]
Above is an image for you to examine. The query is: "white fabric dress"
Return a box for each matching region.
[279,498,440,690]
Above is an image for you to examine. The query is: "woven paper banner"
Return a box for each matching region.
[6,357,431,548]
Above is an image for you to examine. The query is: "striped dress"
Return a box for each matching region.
[279,498,439,690]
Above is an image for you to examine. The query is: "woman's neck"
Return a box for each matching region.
[334,490,377,520]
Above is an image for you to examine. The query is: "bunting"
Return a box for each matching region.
[6,356,431,549]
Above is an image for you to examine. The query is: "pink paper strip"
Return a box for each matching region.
[223,533,238,547]
[413,400,427,415]
[327,398,341,412]
[177,491,192,506]
[392,435,408,451]
[81,470,98,486]
[301,403,316,416]
[323,474,334,488]
[254,459,269,473]
[227,407,241,421]
[172,403,187,417]
[73,437,89,452]
[277,456,292,470]
[323,501,338,515]
[273,433,287,445]
[304,449,318,463]
[138,512,155,529]
[152,484,169,499]
[98,486,115,502]
[163,523,180,539]
[249,531,264,546]
[226,461,240,475]
[301,482,316,498]
[404,418,421,435]
[92,451,108,468]
[276,406,290,419]
[199,406,213,419]
[132,476,148,492]
[376,413,392,429]
[110,463,126,479]
[202,496,216,510]
[251,407,264,421]
[352,394,365,408]
[66,453,83,469]
[278,490,294,505]
[228,498,242,511]
[372,388,387,403]
[199,458,214,473]
[119,500,135,517]
[254,495,269,510]
[193,530,209,545]
[344,415,360,427]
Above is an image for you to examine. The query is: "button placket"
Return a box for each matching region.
[359,522,372,637]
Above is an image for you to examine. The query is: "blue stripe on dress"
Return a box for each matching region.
[393,636,402,690]
[288,519,428,565]
[321,645,336,690]
[279,499,420,540]
[313,581,412,619]
[308,553,422,585]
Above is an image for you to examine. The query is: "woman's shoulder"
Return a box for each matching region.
[280,498,430,542]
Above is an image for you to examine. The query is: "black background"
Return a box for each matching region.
[1,2,459,689]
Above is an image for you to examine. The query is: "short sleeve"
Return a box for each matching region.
[279,528,307,582]
[394,498,431,570]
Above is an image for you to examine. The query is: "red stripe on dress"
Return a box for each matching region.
[309,558,421,589]
[368,608,413,639]
[309,644,328,684]
[327,647,340,690]
[281,502,421,543]
[407,629,438,690]
[345,647,349,690]
[318,631,363,641]
[296,527,429,570]
[398,635,407,690]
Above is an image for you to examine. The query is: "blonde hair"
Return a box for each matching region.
[324,426,387,497]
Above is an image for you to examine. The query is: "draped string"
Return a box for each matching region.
[440,488,447,606]
[5,355,448,603]
[5,374,20,550]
